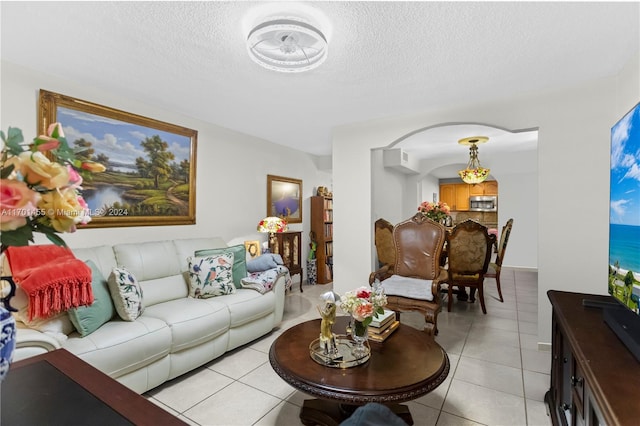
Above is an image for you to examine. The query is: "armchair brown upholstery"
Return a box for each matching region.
[369,213,447,336]
[374,218,395,270]
[485,218,514,302]
[442,219,495,314]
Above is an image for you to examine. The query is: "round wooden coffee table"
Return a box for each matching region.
[269,316,449,426]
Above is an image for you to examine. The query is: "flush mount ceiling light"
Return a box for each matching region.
[458,136,491,184]
[247,17,328,72]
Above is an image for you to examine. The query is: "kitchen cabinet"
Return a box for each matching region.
[440,183,469,211]
[468,181,498,196]
[483,180,498,195]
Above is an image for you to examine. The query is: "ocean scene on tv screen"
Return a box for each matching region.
[609,102,640,313]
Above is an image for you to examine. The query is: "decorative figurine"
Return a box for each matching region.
[317,291,341,358]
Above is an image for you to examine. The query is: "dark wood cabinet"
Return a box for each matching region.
[270,231,302,292]
[546,291,640,426]
[310,196,333,284]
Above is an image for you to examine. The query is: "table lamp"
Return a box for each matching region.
[257,216,288,248]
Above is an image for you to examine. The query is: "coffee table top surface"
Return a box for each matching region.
[269,316,449,404]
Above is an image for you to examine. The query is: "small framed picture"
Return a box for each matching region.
[244,240,261,259]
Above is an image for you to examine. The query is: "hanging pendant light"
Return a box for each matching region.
[458,136,490,184]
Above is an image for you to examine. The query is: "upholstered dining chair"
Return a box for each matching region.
[369,213,447,336]
[485,218,514,303]
[374,218,395,270]
[442,219,496,314]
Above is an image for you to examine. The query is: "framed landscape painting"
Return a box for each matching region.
[38,89,197,228]
[267,175,302,223]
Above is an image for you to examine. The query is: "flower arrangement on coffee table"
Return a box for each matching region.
[339,284,387,356]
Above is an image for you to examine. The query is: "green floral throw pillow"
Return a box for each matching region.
[108,266,144,321]
[187,253,236,298]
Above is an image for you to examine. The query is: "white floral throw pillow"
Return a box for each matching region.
[108,267,144,321]
[187,253,236,298]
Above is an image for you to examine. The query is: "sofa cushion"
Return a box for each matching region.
[187,253,236,298]
[202,289,275,328]
[72,245,118,280]
[108,267,145,321]
[173,238,228,273]
[68,260,115,336]
[142,298,230,353]
[113,241,184,304]
[195,244,247,289]
[63,316,171,379]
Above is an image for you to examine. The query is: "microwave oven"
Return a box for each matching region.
[469,195,497,212]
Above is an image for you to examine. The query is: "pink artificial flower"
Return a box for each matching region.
[353,302,374,322]
[66,165,83,189]
[76,196,91,225]
[35,138,61,152]
[47,122,65,139]
[0,179,41,231]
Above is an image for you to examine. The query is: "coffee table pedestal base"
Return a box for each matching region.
[300,399,413,426]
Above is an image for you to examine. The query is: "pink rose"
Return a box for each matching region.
[0,179,41,231]
[66,165,83,189]
[353,302,374,322]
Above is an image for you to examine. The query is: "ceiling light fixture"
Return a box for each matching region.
[458,136,491,184]
[247,17,328,73]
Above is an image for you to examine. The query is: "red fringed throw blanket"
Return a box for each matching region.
[5,245,93,321]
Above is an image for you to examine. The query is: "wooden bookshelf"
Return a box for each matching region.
[311,195,333,284]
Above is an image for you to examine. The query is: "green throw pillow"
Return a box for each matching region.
[195,244,247,289]
[68,260,115,336]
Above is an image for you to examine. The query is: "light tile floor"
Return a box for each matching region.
[145,268,552,426]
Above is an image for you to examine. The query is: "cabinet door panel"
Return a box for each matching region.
[455,184,470,211]
[440,184,456,209]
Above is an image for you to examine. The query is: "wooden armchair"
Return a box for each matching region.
[442,219,495,314]
[374,218,396,270]
[369,213,447,336]
[485,218,514,302]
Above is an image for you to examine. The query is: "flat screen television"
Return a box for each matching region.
[606,100,640,362]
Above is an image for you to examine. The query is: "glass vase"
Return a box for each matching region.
[349,318,369,358]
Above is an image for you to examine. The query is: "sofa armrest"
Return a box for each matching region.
[13,326,62,361]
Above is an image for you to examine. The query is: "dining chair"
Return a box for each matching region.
[485,218,514,303]
[442,219,495,314]
[374,218,395,270]
[369,213,447,336]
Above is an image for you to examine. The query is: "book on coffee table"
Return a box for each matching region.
[368,320,400,343]
[370,309,396,329]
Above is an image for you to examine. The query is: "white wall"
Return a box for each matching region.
[1,61,332,266]
[333,51,639,345]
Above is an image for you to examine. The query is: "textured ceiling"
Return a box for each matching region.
[1,1,638,158]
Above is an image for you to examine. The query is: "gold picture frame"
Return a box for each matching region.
[38,89,197,228]
[267,175,302,224]
[244,240,261,259]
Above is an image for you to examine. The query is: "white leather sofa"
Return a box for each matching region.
[12,237,287,393]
